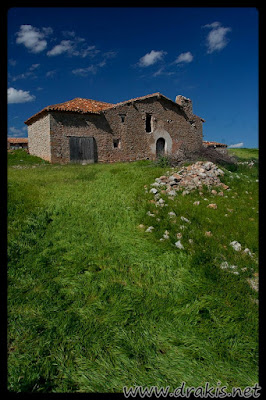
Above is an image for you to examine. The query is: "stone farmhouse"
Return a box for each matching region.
[203,141,228,155]
[7,137,28,150]
[24,92,205,164]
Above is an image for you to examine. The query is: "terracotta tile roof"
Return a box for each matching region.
[25,94,165,125]
[24,92,204,125]
[203,141,227,147]
[46,98,114,113]
[7,138,28,143]
[25,98,114,125]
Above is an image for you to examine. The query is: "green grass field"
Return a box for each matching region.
[228,148,258,161]
[8,148,259,393]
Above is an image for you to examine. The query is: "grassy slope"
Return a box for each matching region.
[8,149,49,167]
[228,148,259,161]
[8,150,259,393]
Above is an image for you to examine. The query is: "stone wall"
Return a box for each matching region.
[49,111,113,163]
[27,113,51,161]
[30,95,203,164]
[175,95,193,119]
[104,96,203,161]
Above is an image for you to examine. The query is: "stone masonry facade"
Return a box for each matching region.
[28,113,51,161]
[25,93,204,164]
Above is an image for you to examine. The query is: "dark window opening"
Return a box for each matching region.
[146,113,152,132]
[113,139,121,149]
[119,114,126,123]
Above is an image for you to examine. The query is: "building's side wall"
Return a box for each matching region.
[49,96,203,164]
[27,113,51,161]
[49,112,113,163]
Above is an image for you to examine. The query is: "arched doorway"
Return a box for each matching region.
[156,137,165,157]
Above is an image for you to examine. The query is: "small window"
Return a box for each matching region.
[119,114,126,123]
[146,113,152,132]
[113,138,121,149]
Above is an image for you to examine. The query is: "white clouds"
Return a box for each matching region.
[202,21,221,29]
[228,142,244,148]
[72,51,118,76]
[136,21,232,78]
[29,63,40,71]
[152,66,174,77]
[80,46,99,58]
[47,30,99,58]
[46,70,57,78]
[102,50,117,60]
[15,26,99,59]
[9,59,17,66]
[47,40,73,56]
[9,126,27,137]
[137,49,192,78]
[207,26,232,53]
[47,37,98,58]
[138,50,167,67]
[8,87,36,104]
[153,67,165,77]
[42,27,53,36]
[11,63,40,82]
[16,25,53,53]
[72,65,97,76]
[62,30,76,38]
[202,21,232,54]
[175,51,193,64]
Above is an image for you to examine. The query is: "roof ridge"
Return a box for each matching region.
[110,92,164,109]
[25,92,204,126]
[25,97,114,125]
[42,93,165,113]
[45,97,114,110]
[69,97,114,104]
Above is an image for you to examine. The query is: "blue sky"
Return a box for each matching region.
[8,7,258,148]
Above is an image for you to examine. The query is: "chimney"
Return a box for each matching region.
[175,95,193,118]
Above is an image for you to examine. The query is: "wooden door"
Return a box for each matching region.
[69,137,97,163]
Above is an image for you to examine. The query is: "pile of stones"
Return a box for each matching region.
[148,161,229,199]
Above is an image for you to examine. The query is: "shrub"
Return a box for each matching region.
[154,155,171,168]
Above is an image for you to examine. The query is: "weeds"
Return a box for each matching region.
[154,155,171,168]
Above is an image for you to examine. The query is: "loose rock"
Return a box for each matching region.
[175,240,184,249]
[247,276,258,292]
[163,230,170,239]
[230,241,242,251]
[243,248,253,257]
[181,216,191,223]
[168,211,176,217]
[145,226,154,233]
[207,203,217,209]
